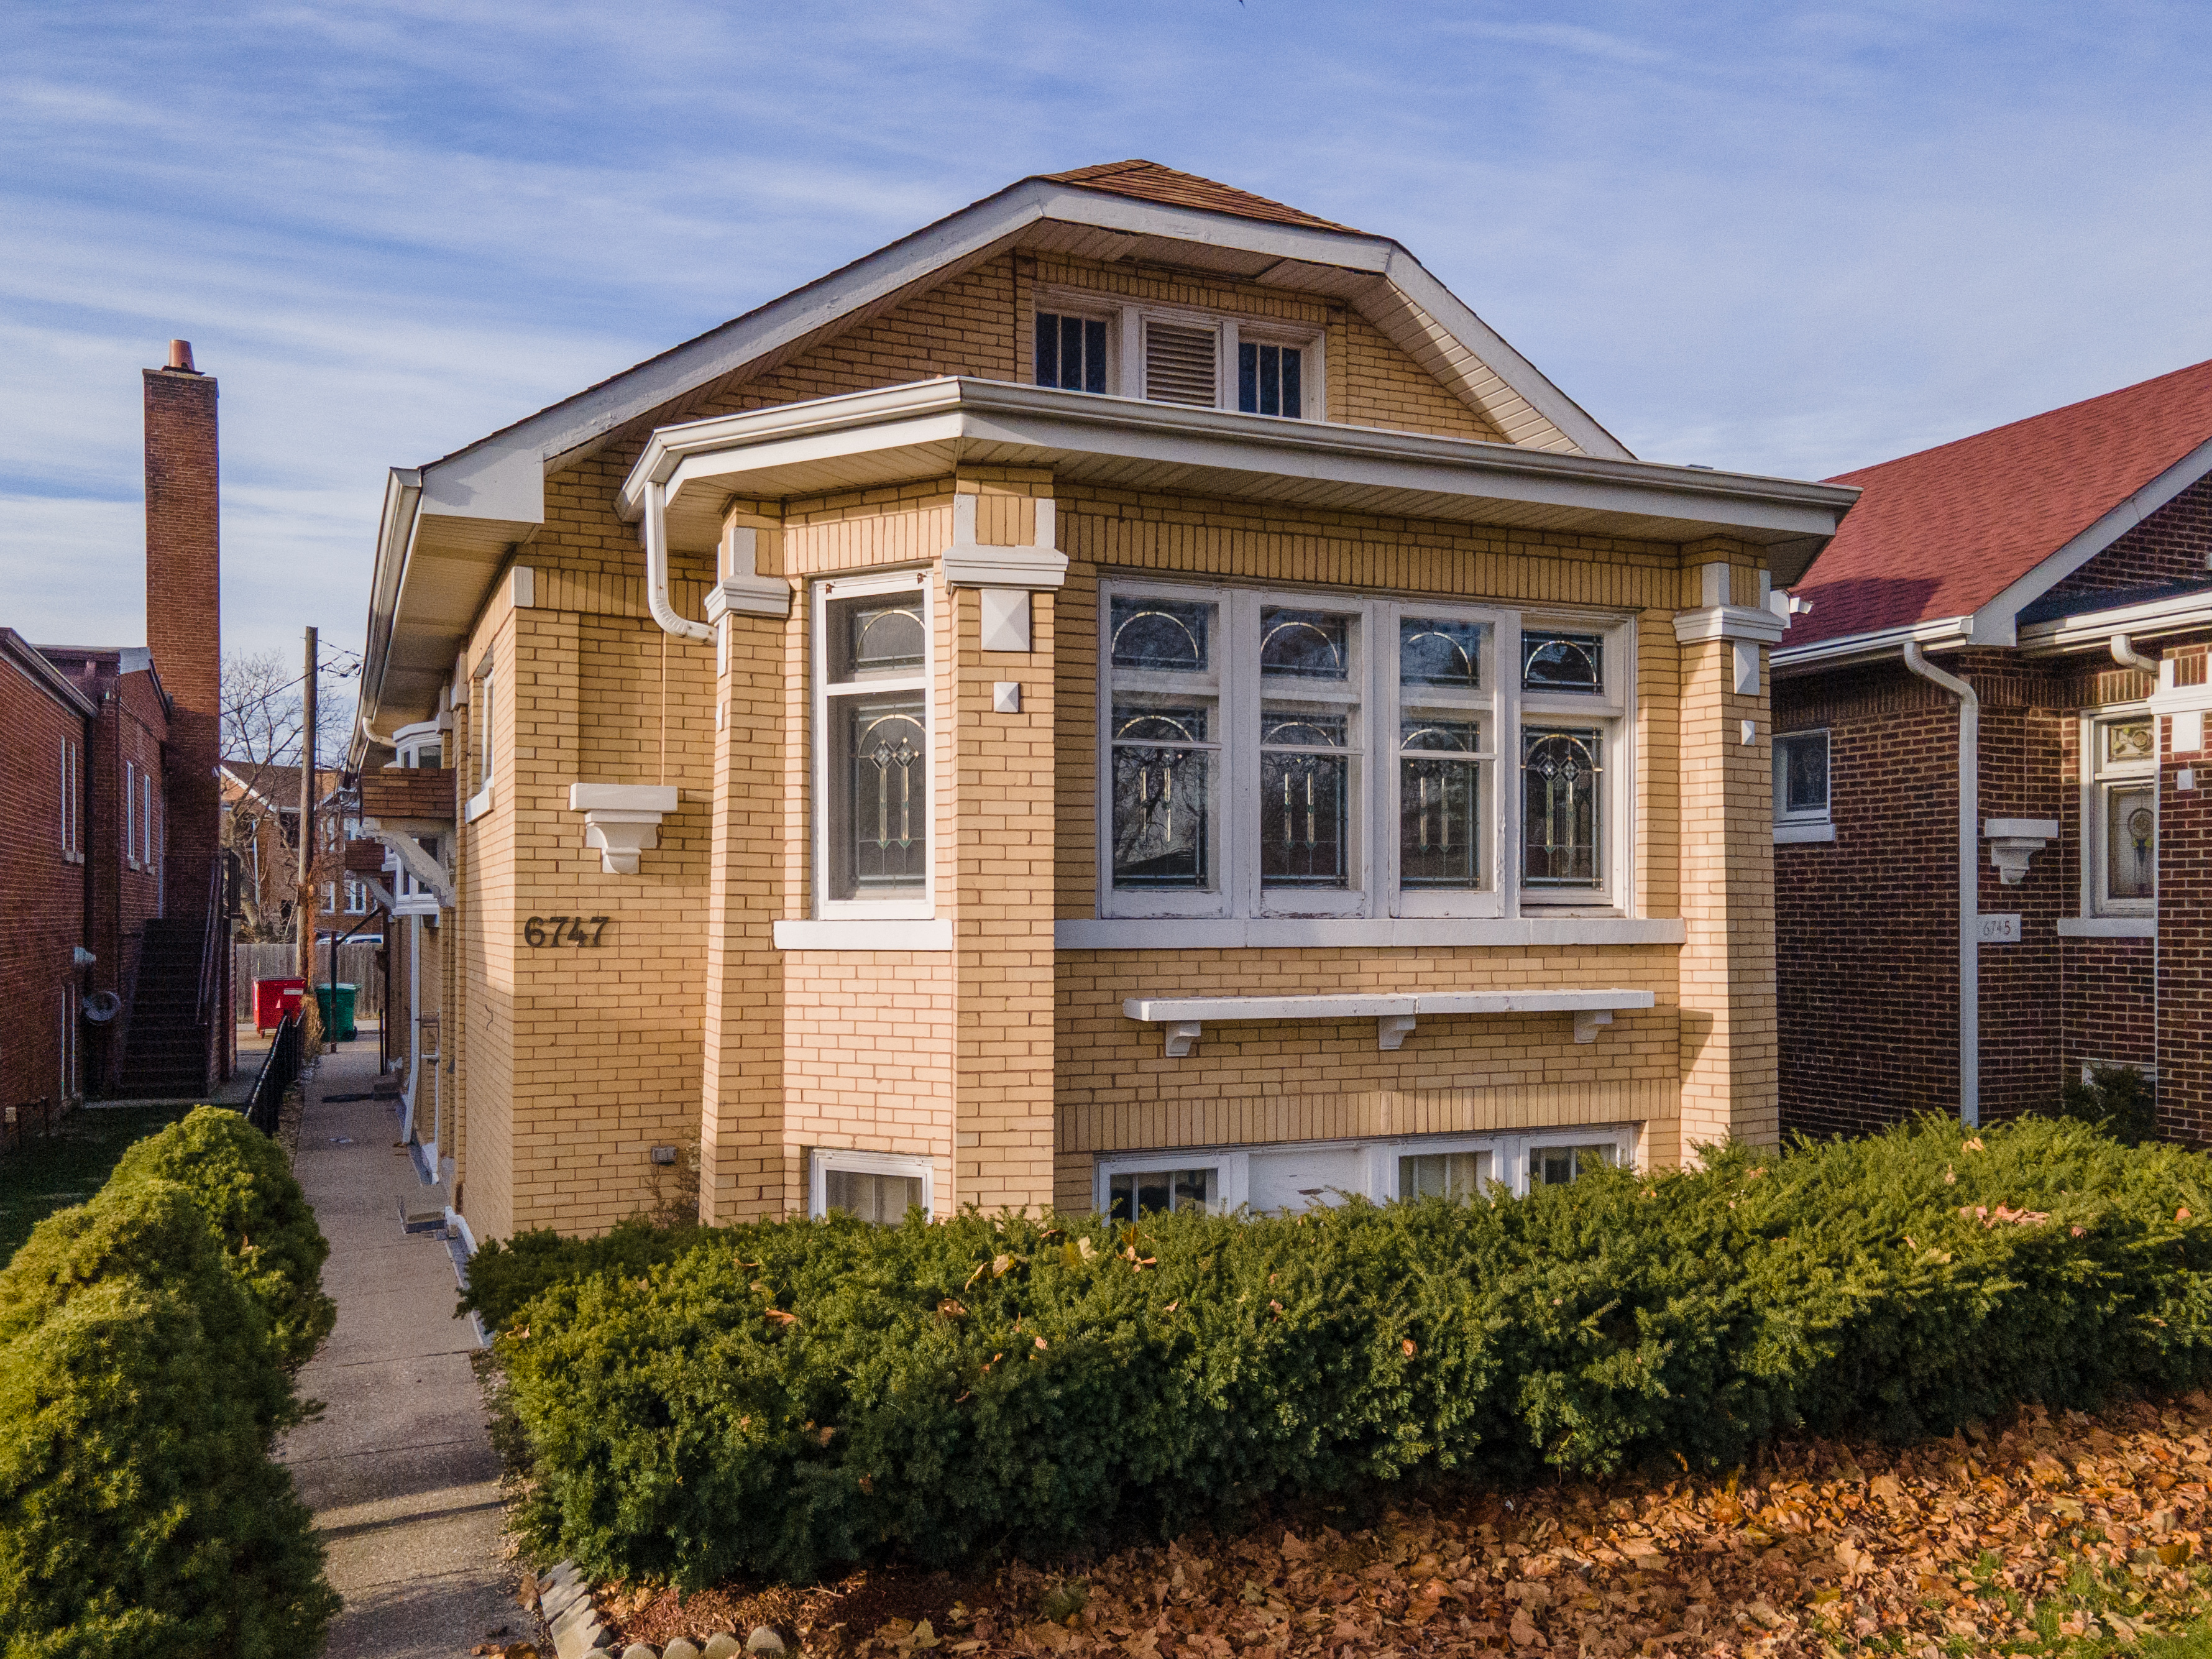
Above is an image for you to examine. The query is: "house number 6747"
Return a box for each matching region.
[525,916,610,947]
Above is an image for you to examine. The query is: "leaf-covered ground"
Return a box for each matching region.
[595,1392,2212,1658]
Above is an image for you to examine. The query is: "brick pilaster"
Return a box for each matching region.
[1675,540,1779,1152]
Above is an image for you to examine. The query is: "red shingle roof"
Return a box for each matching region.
[1791,359,2212,646]
[1037,160,1361,234]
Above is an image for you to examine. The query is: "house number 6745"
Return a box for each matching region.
[525,916,610,947]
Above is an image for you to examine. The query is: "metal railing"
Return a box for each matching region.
[244,1012,301,1137]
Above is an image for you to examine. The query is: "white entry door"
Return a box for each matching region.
[1247,1144,1369,1215]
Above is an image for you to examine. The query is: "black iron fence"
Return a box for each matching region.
[244,1013,302,1137]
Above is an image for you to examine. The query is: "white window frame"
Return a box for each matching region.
[1773,729,1831,826]
[1093,1124,1640,1216]
[124,760,139,870]
[1030,286,1326,421]
[1097,579,1632,922]
[2086,707,2156,918]
[393,717,446,770]
[807,1147,935,1221]
[812,569,937,921]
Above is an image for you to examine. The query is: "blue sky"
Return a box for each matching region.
[6,1,2210,664]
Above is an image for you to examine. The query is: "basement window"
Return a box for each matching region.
[810,1149,932,1223]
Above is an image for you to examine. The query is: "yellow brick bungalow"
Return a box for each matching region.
[349,162,1856,1241]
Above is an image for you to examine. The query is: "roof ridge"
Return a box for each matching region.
[1035,158,1362,234]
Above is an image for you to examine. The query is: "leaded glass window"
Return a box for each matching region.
[1522,727,1602,889]
[1522,630,1604,694]
[1774,730,1829,822]
[1109,595,1219,894]
[2092,714,2157,914]
[820,584,930,906]
[1260,607,1358,889]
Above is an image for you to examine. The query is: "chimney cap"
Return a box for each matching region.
[165,339,198,374]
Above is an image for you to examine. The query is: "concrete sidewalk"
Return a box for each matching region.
[279,1035,544,1658]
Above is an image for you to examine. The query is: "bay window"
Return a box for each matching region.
[815,571,933,916]
[1099,580,1628,919]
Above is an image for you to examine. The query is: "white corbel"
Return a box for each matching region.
[568,784,680,875]
[704,523,792,622]
[1985,818,2058,886]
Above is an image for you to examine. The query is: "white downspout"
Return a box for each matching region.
[1903,642,1980,1127]
[399,917,421,1142]
[2112,633,2157,676]
[2111,633,2162,1098]
[643,478,714,645]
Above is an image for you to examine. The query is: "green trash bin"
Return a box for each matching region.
[314,983,359,1042]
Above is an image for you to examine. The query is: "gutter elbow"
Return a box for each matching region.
[643,479,714,645]
[1902,640,1978,707]
[2111,633,2158,676]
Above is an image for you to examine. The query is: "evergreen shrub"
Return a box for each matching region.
[0,1178,297,1435]
[111,1103,336,1371]
[0,1280,337,1659]
[488,1116,2212,1586]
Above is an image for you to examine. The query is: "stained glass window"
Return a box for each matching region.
[1522,630,1604,693]
[1522,727,1601,889]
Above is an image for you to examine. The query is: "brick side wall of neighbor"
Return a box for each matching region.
[0,661,88,1129]
[143,365,221,927]
[97,673,173,1093]
[2043,471,2212,603]
[441,262,1787,1238]
[1775,661,1963,1137]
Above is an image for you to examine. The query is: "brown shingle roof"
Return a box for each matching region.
[1037,160,1361,234]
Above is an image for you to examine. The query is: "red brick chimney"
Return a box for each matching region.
[144,339,221,924]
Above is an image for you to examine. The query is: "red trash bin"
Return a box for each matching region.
[254,977,306,1034]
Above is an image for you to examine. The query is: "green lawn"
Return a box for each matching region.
[0,1103,200,1261]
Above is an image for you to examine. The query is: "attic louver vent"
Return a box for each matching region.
[1144,321,1219,408]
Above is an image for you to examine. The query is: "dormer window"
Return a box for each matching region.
[1035,312,1108,395]
[1030,292,1323,421]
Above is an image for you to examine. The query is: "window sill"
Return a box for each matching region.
[774,918,953,952]
[2056,917,2156,939]
[1057,916,1686,950]
[1774,822,1835,844]
[462,783,495,824]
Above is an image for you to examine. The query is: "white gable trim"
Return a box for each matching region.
[1967,432,2212,647]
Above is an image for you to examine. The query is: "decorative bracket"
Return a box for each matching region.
[1572,1009,1615,1044]
[1985,818,2058,886]
[1163,1020,1203,1058]
[357,820,456,908]
[569,784,680,875]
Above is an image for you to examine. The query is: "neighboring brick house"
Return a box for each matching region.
[0,630,96,1142]
[351,162,1856,1240]
[1772,359,2212,1142]
[221,761,354,938]
[0,342,232,1124]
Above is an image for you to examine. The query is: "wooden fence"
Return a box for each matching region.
[233,941,386,1024]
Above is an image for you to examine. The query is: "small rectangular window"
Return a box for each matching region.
[1398,1149,1490,1200]
[479,671,497,788]
[124,761,138,868]
[1773,730,1830,822]
[1143,319,1219,407]
[1035,311,1109,395]
[810,1150,934,1222]
[1530,1142,1615,1187]
[1107,1166,1216,1222]
[1237,342,1303,418]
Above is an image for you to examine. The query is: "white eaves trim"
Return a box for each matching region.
[1772,615,1976,674]
[1970,431,2212,648]
[2017,586,2212,655]
[619,378,1856,541]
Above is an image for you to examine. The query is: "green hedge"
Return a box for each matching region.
[488,1116,2212,1587]
[0,1115,336,1658]
[112,1105,336,1372]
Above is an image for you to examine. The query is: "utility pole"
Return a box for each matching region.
[297,626,318,983]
